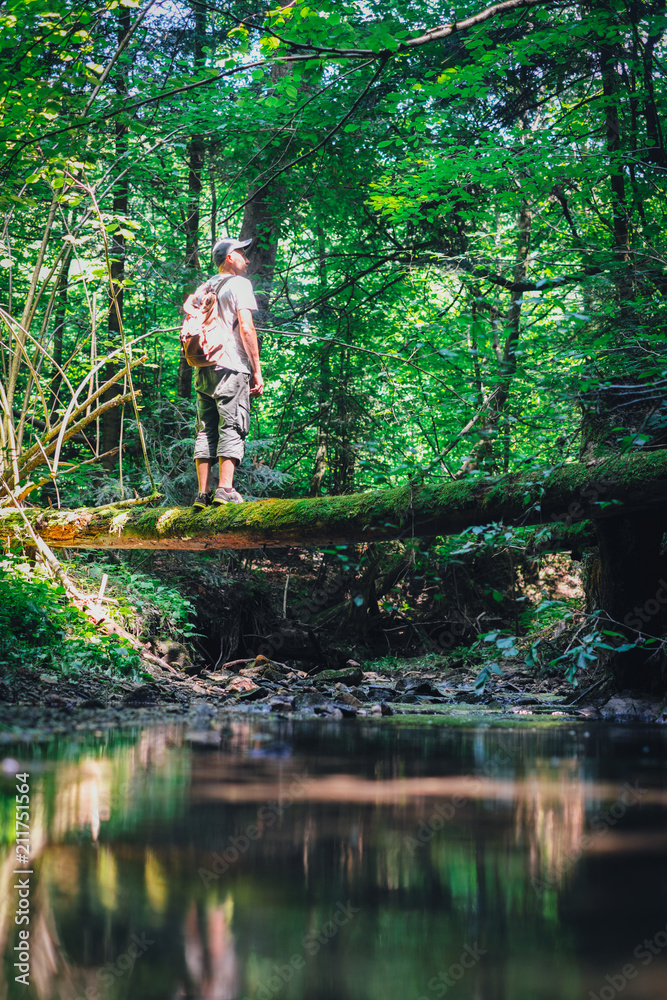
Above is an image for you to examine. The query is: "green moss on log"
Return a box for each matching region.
[2,450,667,550]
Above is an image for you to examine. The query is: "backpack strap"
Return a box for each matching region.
[192,272,234,303]
[207,272,234,293]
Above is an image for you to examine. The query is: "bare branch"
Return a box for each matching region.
[80,0,156,117]
[17,390,141,482]
[453,256,601,291]
[403,0,555,48]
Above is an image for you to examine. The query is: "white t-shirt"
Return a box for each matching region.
[213,274,258,374]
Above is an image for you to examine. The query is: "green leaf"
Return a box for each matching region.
[525,642,541,669]
[474,666,490,691]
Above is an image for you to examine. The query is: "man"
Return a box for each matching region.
[192,236,265,507]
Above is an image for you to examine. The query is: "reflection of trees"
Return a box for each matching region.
[0,839,242,1000]
[179,899,239,999]
[514,761,587,892]
[0,727,241,1000]
[51,760,111,843]
[2,723,660,1000]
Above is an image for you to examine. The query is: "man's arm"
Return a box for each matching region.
[237,308,264,397]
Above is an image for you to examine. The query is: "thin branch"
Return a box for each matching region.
[18,391,141,482]
[190,1,357,55]
[258,328,470,403]
[453,255,601,291]
[215,58,376,205]
[4,194,59,414]
[219,57,390,227]
[16,449,121,502]
[84,182,154,490]
[1,55,324,169]
[81,1,156,116]
[194,0,556,57]
[16,356,146,467]
[403,0,555,48]
[278,254,407,318]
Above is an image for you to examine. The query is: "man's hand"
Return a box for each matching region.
[238,309,264,397]
[250,371,264,397]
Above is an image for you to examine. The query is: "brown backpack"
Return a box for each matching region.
[180,275,232,368]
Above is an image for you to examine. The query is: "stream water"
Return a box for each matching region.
[1,717,666,1000]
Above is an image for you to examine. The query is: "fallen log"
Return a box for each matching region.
[1,451,666,550]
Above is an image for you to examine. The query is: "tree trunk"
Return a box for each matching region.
[331,343,357,493]
[642,23,666,166]
[177,1,207,401]
[49,254,70,416]
[600,38,631,302]
[591,513,666,692]
[577,22,666,692]
[309,225,332,496]
[101,9,131,469]
[491,198,532,472]
[581,392,667,693]
[184,140,204,273]
[236,62,291,317]
[4,451,667,551]
[239,184,281,295]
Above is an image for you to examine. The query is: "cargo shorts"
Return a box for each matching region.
[193,367,250,464]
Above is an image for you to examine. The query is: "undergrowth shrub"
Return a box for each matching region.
[0,554,144,677]
[85,559,199,642]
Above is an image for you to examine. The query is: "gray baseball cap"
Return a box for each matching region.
[212,237,253,268]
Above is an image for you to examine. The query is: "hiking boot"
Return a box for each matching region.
[213,486,244,505]
[192,491,212,509]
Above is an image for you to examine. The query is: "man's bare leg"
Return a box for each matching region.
[212,456,243,503]
[196,458,214,493]
[218,457,237,488]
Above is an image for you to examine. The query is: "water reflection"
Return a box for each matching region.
[1,721,666,1000]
